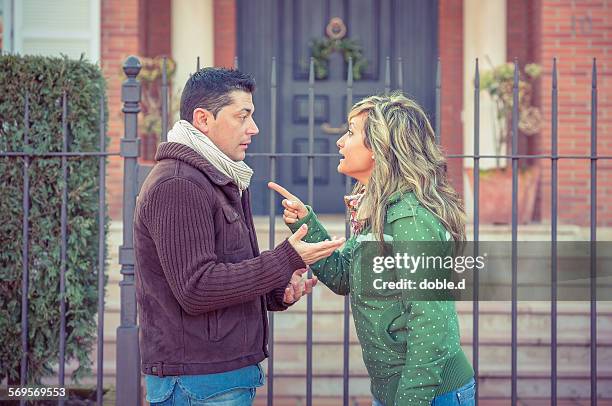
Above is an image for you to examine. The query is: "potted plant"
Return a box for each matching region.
[467,62,542,224]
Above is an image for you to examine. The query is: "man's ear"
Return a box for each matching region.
[192,108,214,134]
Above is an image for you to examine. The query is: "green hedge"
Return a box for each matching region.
[0,54,109,384]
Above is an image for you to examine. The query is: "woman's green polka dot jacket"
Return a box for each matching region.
[287,190,474,405]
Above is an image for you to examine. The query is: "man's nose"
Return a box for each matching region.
[248,117,259,136]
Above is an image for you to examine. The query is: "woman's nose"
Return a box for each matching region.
[336,134,346,148]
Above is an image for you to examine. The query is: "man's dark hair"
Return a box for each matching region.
[180,67,256,122]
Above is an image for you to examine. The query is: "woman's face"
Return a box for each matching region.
[336,112,374,184]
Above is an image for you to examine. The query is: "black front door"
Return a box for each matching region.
[238,0,438,214]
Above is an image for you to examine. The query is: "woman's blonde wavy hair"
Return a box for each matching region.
[349,92,466,242]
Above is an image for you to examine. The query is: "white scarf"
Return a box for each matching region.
[167,120,253,192]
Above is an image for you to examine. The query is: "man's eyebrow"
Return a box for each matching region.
[237,107,253,114]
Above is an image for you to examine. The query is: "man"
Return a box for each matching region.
[133,67,345,405]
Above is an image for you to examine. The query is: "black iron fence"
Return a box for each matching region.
[116,55,608,406]
[1,90,112,406]
[4,53,608,406]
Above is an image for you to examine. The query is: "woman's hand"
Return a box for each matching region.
[268,181,309,224]
[270,181,345,264]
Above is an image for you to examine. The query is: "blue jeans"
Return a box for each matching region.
[372,378,476,406]
[151,386,256,406]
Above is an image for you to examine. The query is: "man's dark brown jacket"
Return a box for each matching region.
[134,142,306,377]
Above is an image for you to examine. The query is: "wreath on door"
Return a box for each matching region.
[309,37,368,80]
[310,38,368,80]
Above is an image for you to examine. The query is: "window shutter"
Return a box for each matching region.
[13,0,100,62]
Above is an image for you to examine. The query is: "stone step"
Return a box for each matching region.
[89,312,612,357]
[104,253,612,307]
[102,296,612,320]
[100,304,612,350]
[249,217,606,242]
[269,341,612,372]
[92,338,612,378]
[52,365,612,399]
[98,223,612,400]
[104,301,612,339]
[90,333,612,372]
[249,397,612,406]
[258,375,610,398]
[92,322,612,399]
[53,335,612,399]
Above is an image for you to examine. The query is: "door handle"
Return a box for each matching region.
[321,122,348,135]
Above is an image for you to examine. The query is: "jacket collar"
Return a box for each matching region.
[155,142,235,187]
[387,189,419,206]
[385,190,420,224]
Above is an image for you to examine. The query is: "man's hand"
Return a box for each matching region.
[283,268,318,304]
[268,182,308,224]
[288,224,345,265]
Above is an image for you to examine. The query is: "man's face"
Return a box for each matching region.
[195,91,259,161]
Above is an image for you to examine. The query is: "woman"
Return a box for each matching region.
[269,93,475,405]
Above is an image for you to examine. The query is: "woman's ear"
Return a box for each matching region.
[192,108,213,134]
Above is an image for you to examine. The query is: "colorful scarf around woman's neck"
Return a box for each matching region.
[344,186,367,236]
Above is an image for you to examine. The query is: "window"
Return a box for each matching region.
[3,0,100,62]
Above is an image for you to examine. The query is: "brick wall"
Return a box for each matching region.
[438,0,464,196]
[534,0,611,226]
[102,0,172,220]
[101,0,142,220]
[214,0,236,67]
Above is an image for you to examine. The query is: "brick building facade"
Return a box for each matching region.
[502,0,611,227]
[97,0,466,221]
[3,0,610,225]
[535,0,611,226]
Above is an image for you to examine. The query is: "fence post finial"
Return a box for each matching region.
[122,56,142,114]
